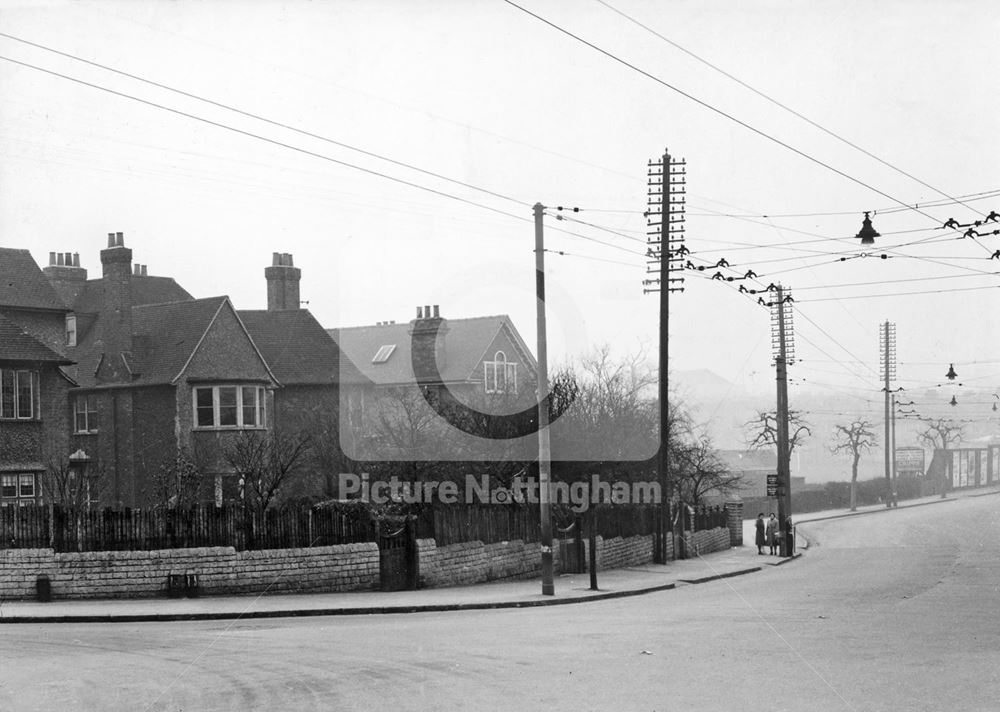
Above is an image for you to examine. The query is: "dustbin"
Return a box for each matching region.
[167,572,186,598]
[36,574,51,602]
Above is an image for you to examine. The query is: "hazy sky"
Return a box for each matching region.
[1,0,998,424]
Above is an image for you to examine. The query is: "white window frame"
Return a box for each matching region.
[0,472,37,505]
[192,385,266,430]
[0,369,35,420]
[66,314,77,347]
[484,351,518,394]
[74,394,98,433]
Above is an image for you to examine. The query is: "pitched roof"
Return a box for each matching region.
[66,296,232,387]
[70,275,193,313]
[329,315,536,386]
[131,297,235,385]
[0,314,73,364]
[239,309,367,386]
[0,248,68,312]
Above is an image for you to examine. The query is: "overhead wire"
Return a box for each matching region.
[0,30,527,207]
[503,0,946,226]
[0,53,652,261]
[594,0,988,220]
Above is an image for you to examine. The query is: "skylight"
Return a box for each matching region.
[372,344,396,364]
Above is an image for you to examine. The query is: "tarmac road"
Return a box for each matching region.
[2,493,998,711]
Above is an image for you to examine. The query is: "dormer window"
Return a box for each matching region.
[485,351,517,394]
[66,314,77,347]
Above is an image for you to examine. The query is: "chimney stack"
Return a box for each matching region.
[265,251,301,311]
[43,248,88,300]
[97,231,134,382]
[410,303,448,373]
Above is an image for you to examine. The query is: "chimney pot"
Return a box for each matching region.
[64,252,72,265]
[423,305,431,319]
[433,304,440,318]
[49,251,56,266]
[57,253,65,266]
[115,232,124,246]
[283,253,293,266]
[133,264,140,276]
[107,233,115,248]
[142,265,147,276]
[416,306,423,319]
[272,252,281,266]
[73,253,80,267]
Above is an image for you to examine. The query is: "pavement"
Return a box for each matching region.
[1,486,994,623]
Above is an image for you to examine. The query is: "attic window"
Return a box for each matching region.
[66,315,77,347]
[485,351,517,394]
[372,344,396,364]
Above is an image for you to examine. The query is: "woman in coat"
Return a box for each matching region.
[766,513,779,555]
[755,513,766,555]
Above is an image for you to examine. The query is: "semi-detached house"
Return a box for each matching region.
[2,235,363,507]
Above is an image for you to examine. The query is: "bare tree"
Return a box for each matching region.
[551,344,659,478]
[353,385,464,487]
[916,418,965,498]
[673,431,745,505]
[42,456,106,509]
[224,429,312,514]
[830,419,878,511]
[41,456,108,552]
[149,449,203,510]
[745,409,812,456]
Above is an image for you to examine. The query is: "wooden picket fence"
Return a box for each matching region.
[0,502,669,553]
[0,505,375,553]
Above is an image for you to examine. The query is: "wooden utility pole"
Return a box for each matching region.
[880,321,897,507]
[645,148,686,563]
[533,202,554,596]
[773,286,793,556]
[891,393,897,506]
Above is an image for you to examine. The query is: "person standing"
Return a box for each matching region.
[766,513,779,555]
[755,513,766,555]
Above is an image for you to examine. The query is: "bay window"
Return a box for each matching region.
[193,385,265,429]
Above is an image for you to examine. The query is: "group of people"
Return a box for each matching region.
[755,512,783,555]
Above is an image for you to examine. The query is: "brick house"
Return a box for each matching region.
[0,315,74,506]
[328,306,538,462]
[238,253,368,498]
[331,305,537,395]
[0,248,76,506]
[46,234,279,506]
[38,240,362,506]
